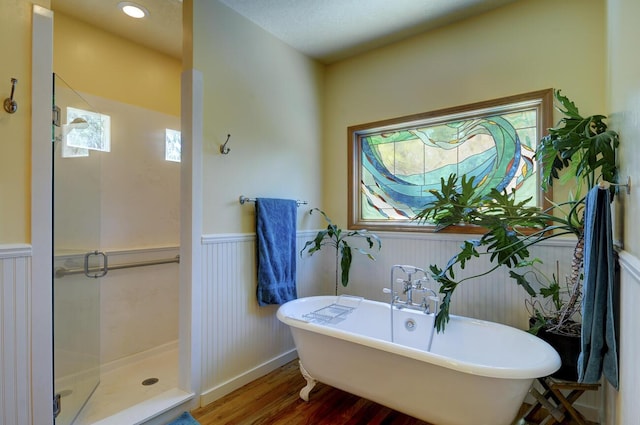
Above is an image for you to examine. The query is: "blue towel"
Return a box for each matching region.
[166,411,200,425]
[578,186,618,389]
[256,198,298,306]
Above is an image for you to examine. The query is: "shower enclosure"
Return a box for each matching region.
[52,73,105,425]
[50,71,185,424]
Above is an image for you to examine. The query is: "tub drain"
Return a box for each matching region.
[141,377,159,386]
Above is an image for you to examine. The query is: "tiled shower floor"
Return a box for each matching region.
[71,347,189,425]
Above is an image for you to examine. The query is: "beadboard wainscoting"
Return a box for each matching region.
[611,251,640,424]
[0,245,32,425]
[199,231,329,406]
[343,231,602,419]
[198,231,605,417]
[345,232,577,329]
[3,235,639,424]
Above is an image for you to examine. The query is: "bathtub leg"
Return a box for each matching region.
[298,361,317,402]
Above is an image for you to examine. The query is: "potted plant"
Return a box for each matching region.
[516,259,582,380]
[301,208,381,295]
[414,89,619,344]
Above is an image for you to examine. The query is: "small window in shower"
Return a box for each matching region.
[165,128,181,162]
[66,106,111,152]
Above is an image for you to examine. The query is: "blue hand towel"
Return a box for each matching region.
[166,411,200,425]
[578,186,618,389]
[256,198,298,306]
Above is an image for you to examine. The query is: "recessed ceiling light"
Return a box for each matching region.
[118,2,149,19]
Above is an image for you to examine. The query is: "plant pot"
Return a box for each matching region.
[535,325,581,381]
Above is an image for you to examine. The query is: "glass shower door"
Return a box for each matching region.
[52,74,103,425]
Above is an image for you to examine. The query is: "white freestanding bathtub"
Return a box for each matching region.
[277,295,560,425]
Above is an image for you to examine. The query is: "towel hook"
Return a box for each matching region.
[3,78,18,114]
[598,176,631,195]
[220,134,231,154]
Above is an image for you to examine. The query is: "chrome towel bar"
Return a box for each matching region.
[239,195,308,206]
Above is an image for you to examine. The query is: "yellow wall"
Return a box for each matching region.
[193,1,325,234]
[0,0,50,243]
[53,12,181,116]
[323,0,606,225]
[2,0,607,242]
[608,0,640,258]
[0,5,180,245]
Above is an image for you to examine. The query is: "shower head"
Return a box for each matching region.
[65,117,89,130]
[56,117,90,144]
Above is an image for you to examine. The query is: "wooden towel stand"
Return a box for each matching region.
[521,377,599,425]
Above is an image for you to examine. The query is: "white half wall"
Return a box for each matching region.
[196,230,605,415]
[608,252,640,424]
[198,231,326,405]
[0,245,32,425]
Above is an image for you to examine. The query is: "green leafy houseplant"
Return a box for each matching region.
[301,208,381,295]
[414,89,619,333]
[515,259,581,336]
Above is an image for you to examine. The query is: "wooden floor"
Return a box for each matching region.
[191,360,433,425]
[191,360,564,425]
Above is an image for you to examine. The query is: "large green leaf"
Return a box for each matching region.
[300,208,380,292]
[536,89,619,191]
[508,270,536,297]
[339,242,352,287]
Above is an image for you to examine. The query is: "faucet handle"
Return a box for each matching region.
[424,295,439,314]
[383,287,400,303]
[412,280,427,290]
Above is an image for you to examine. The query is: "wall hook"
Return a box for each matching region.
[220,134,231,154]
[598,176,631,195]
[3,78,18,114]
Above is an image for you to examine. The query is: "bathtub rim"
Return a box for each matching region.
[277,295,561,380]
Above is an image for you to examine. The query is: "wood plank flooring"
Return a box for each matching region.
[191,360,432,425]
[191,360,578,425]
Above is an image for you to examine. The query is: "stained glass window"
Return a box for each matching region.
[348,89,553,231]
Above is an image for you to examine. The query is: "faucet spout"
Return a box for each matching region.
[389,265,440,346]
[403,275,414,304]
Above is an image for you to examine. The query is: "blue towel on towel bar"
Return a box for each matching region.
[578,186,619,389]
[256,198,298,306]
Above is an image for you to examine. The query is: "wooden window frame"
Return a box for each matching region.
[348,89,554,233]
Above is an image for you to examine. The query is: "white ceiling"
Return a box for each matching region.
[50,0,520,64]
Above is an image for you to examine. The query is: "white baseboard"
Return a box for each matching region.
[199,349,298,406]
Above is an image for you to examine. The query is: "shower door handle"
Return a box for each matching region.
[84,250,108,278]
